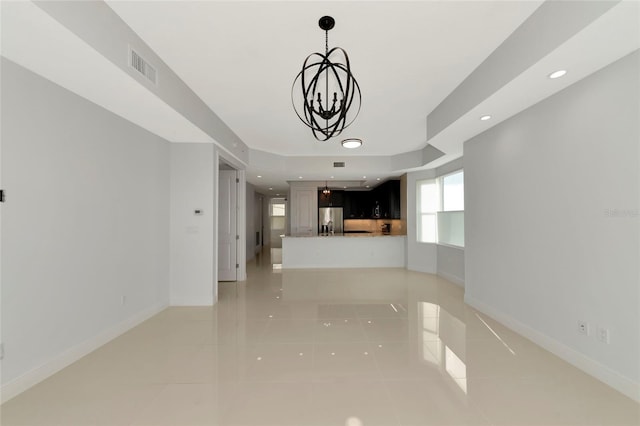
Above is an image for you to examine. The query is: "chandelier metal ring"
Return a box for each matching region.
[292,16,362,141]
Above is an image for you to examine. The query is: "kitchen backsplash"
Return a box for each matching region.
[343,219,406,235]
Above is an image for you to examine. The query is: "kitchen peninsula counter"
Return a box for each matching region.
[281,234,406,269]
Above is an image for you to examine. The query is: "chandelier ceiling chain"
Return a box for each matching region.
[292,16,362,141]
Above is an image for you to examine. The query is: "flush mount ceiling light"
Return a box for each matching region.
[549,70,567,79]
[341,138,362,149]
[480,115,492,121]
[292,16,361,141]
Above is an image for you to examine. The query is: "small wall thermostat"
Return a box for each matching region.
[194,209,203,215]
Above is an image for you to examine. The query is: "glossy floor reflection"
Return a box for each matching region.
[2,250,639,425]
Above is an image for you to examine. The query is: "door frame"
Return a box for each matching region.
[217,168,238,282]
[214,149,246,290]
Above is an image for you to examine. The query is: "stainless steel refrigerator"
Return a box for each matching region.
[318,207,343,234]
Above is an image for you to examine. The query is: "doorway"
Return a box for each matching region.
[269,197,286,267]
[218,164,237,281]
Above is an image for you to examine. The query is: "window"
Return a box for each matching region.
[442,171,464,211]
[438,170,464,247]
[416,170,464,247]
[270,200,286,217]
[417,179,437,243]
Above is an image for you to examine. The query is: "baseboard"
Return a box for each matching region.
[437,270,464,287]
[1,302,167,404]
[406,264,437,274]
[464,295,640,403]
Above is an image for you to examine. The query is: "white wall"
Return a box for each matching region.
[464,51,639,400]
[255,193,264,252]
[1,59,170,399]
[246,183,256,261]
[437,245,465,286]
[170,144,215,305]
[245,183,263,261]
[263,195,274,248]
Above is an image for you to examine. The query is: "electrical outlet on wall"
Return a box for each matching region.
[577,321,589,336]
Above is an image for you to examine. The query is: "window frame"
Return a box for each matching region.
[437,169,464,248]
[415,169,465,248]
[416,178,438,243]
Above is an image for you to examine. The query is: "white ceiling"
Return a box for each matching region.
[2,1,639,194]
[106,0,541,157]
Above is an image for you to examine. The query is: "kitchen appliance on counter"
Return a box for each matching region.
[319,207,343,234]
[380,223,391,234]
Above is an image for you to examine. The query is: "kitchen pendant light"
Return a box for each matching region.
[292,16,361,141]
[322,182,331,197]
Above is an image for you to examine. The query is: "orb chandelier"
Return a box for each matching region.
[322,182,331,197]
[292,16,361,141]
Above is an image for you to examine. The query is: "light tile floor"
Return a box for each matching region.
[2,251,639,425]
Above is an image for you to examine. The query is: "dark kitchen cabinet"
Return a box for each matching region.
[318,190,344,207]
[343,180,401,219]
[383,180,401,219]
[344,191,371,218]
[369,180,400,219]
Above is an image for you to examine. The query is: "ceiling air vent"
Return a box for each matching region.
[333,162,345,168]
[129,47,157,85]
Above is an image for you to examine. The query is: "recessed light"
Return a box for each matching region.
[549,70,567,79]
[480,115,492,121]
[362,176,366,179]
[366,185,370,188]
[330,176,334,179]
[376,178,381,181]
[343,186,347,189]
[257,175,262,178]
[298,176,303,179]
[341,138,362,149]
[269,187,273,190]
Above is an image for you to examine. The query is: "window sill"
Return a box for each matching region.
[416,241,464,250]
[437,242,464,250]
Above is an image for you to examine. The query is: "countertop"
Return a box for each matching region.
[283,233,406,238]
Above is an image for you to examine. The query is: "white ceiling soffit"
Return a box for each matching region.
[0,0,214,145]
[427,0,640,161]
[105,0,544,157]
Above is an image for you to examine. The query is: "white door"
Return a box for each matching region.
[218,169,237,281]
[290,187,317,235]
